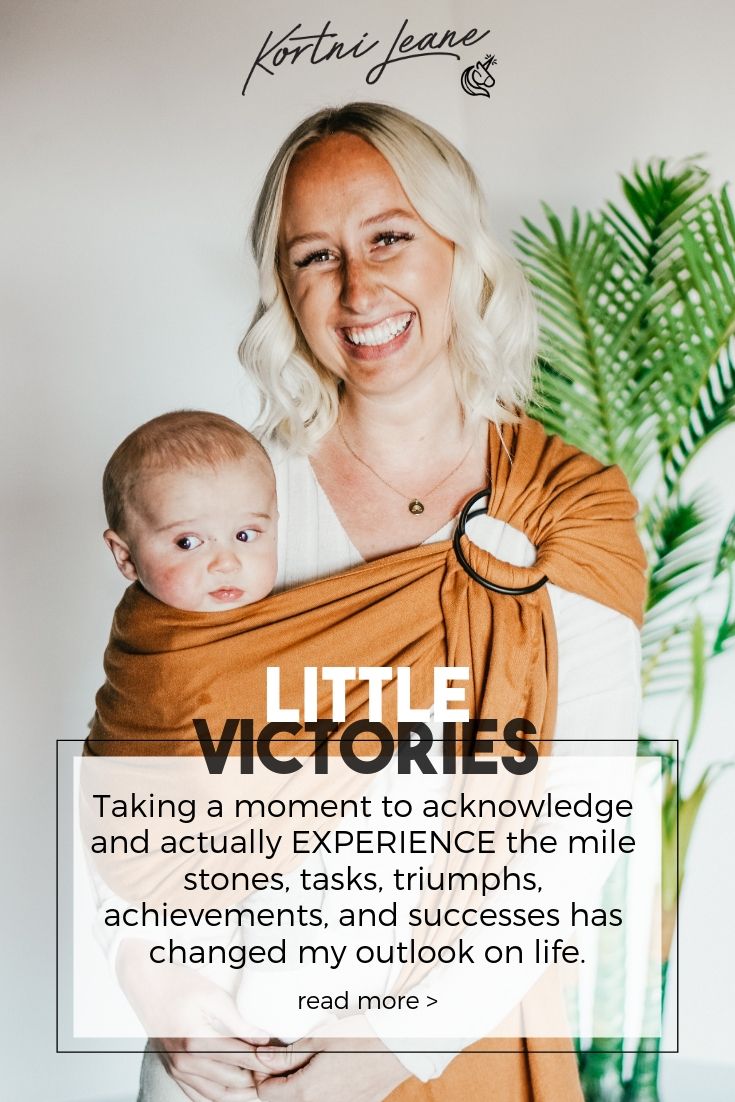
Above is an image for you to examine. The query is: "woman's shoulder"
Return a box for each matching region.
[510,416,638,512]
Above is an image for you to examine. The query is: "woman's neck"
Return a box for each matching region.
[337,375,468,463]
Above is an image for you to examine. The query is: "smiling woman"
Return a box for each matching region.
[278,132,455,399]
[239,102,537,562]
[136,104,643,1102]
[243,103,534,457]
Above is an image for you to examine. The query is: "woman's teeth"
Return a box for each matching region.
[343,313,412,346]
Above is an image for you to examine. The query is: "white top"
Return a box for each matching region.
[269,453,641,1079]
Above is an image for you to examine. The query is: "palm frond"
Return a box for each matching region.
[713,617,735,656]
[526,159,735,1099]
[518,158,734,695]
[644,189,735,488]
[658,345,735,490]
[684,617,706,759]
[640,489,719,694]
[517,207,652,478]
[712,513,735,655]
[607,160,711,288]
[713,512,735,577]
[641,623,696,697]
[644,493,717,611]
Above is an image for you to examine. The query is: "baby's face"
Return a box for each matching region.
[115,457,278,611]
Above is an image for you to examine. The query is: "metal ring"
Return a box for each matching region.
[452,486,548,595]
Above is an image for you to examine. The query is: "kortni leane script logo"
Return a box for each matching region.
[242,19,493,95]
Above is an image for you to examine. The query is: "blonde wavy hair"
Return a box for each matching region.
[239,102,537,453]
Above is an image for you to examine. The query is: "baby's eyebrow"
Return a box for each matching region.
[156,519,198,532]
[155,512,273,533]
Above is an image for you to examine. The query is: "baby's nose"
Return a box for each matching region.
[208,547,240,573]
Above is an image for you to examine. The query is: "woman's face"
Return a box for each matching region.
[278,133,455,400]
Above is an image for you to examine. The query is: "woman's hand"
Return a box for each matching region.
[255,1018,411,1102]
[153,1035,304,1102]
[152,1031,305,1102]
[154,1036,259,1102]
[116,939,297,1100]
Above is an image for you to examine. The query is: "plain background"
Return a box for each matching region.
[2,1,734,1098]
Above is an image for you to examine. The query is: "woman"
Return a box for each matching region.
[143,102,641,1102]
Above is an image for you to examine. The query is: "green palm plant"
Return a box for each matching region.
[515,160,735,1101]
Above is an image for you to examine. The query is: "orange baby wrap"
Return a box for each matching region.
[86,417,647,1100]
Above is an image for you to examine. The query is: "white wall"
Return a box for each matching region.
[2,1,733,1098]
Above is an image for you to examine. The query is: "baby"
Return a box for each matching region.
[97,408,284,1047]
[102,409,278,610]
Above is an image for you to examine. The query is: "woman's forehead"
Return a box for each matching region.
[289,131,384,179]
[280,133,412,237]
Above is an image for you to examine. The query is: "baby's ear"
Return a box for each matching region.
[104,530,139,583]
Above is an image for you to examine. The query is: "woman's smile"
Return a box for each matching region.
[279,132,454,395]
[338,311,415,359]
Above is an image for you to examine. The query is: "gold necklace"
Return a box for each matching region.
[337,420,477,515]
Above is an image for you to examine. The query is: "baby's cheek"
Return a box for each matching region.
[148,559,200,607]
[248,550,279,602]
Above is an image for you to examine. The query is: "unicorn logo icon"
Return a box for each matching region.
[461,53,497,98]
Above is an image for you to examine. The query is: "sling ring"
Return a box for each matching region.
[452,487,548,595]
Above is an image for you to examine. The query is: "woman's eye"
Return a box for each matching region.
[374,231,414,248]
[175,535,202,551]
[294,248,334,268]
[236,529,259,543]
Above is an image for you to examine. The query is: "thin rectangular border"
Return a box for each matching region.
[56,738,678,1055]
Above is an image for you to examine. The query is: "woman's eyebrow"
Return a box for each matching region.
[284,230,327,250]
[361,208,417,228]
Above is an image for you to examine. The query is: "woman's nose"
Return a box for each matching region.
[208,546,240,573]
[340,256,380,313]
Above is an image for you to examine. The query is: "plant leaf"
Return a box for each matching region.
[684,616,706,758]
[714,513,735,577]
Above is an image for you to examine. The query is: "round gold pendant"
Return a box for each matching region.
[408,499,425,515]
